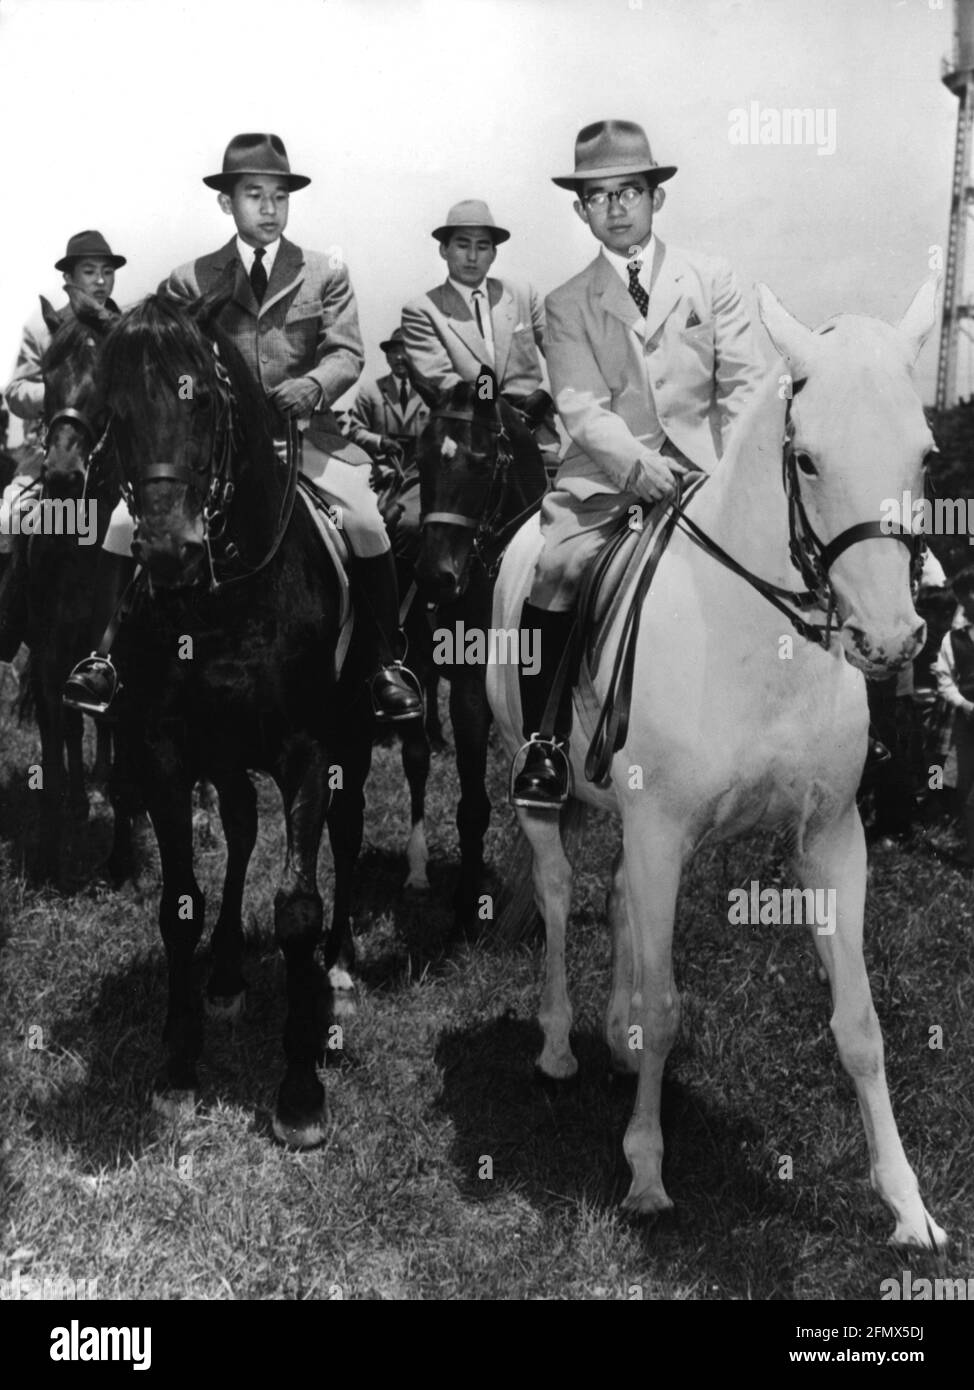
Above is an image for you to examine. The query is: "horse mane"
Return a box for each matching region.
[101,294,275,456]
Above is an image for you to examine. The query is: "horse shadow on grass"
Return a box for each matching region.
[431,1014,887,1299]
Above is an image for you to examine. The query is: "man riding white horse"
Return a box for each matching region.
[511,119,765,807]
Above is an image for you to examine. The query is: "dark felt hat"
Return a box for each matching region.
[203,133,310,192]
[380,328,406,352]
[552,119,677,190]
[55,230,127,272]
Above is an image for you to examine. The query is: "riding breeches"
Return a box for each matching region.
[101,435,392,561]
[0,476,42,555]
[529,487,641,612]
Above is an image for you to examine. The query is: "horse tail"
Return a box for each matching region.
[494,797,589,945]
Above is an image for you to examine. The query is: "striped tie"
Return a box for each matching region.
[627,259,648,318]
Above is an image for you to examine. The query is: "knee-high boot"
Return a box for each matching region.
[350,551,423,722]
[511,601,576,808]
[62,552,137,715]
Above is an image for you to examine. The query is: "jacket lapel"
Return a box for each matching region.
[441,280,490,366]
[489,278,515,380]
[259,237,305,317]
[595,253,641,331]
[643,240,685,343]
[378,373,404,427]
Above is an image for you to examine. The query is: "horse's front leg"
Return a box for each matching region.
[206,768,257,1020]
[272,740,330,1148]
[33,680,63,884]
[619,803,684,1215]
[146,771,205,1120]
[450,666,492,930]
[400,715,431,892]
[795,803,947,1248]
[606,847,640,1076]
[517,804,578,1080]
[326,715,373,1013]
[64,705,89,821]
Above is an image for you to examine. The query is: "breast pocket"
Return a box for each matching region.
[282,299,322,359]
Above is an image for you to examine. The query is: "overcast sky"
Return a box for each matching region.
[0,0,960,438]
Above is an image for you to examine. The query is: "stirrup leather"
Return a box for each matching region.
[510,734,572,808]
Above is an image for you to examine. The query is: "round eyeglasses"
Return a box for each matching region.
[581,186,648,212]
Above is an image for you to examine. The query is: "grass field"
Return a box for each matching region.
[1,675,971,1301]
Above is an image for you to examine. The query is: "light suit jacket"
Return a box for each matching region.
[545,241,764,497]
[401,277,558,448]
[4,299,121,421]
[160,236,368,463]
[346,374,430,458]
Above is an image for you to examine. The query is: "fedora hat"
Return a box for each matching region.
[203,133,310,192]
[552,119,677,190]
[432,199,510,245]
[379,328,406,352]
[55,230,126,272]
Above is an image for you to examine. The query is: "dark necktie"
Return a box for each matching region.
[399,380,409,412]
[471,288,487,339]
[250,247,268,304]
[627,259,649,318]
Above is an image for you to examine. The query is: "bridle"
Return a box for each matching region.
[669,399,924,649]
[420,405,542,579]
[114,339,298,592]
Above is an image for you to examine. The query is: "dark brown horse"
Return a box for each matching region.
[99,291,374,1146]
[401,377,547,930]
[27,295,118,881]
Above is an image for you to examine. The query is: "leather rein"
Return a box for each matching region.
[668,407,923,649]
[420,406,543,578]
[112,341,299,593]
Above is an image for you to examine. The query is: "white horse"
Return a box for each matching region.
[487,280,947,1248]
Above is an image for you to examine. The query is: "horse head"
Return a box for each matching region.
[757,279,938,676]
[100,286,259,590]
[416,371,544,601]
[40,291,115,499]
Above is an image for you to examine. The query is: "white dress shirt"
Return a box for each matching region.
[236,236,281,283]
[448,276,495,365]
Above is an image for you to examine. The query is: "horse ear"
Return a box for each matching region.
[39,294,61,337]
[191,263,236,331]
[896,276,941,363]
[755,283,820,377]
[63,284,107,325]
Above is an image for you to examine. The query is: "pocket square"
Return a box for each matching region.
[686,309,702,328]
[513,321,528,331]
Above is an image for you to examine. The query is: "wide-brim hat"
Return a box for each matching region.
[432,199,510,245]
[203,133,310,192]
[380,328,406,352]
[55,230,127,272]
[552,119,677,190]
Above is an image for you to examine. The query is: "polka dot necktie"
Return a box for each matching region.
[250,247,268,304]
[627,259,649,318]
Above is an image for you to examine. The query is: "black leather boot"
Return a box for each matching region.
[511,602,575,809]
[63,552,136,716]
[350,552,423,722]
[0,540,29,662]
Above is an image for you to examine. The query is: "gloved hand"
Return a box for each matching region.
[623,448,687,504]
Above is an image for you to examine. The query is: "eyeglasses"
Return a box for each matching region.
[581,186,648,212]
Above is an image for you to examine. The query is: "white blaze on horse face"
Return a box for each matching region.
[441,436,458,459]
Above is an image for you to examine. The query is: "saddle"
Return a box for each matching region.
[547,470,708,788]
[295,475,353,677]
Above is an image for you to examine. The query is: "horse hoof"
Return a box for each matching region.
[205,991,245,1022]
[151,1088,197,1123]
[272,1111,328,1149]
[621,1185,675,1218]
[327,966,357,1019]
[889,1214,948,1250]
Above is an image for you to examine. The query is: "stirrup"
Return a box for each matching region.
[510,734,572,809]
[62,652,120,717]
[367,659,425,722]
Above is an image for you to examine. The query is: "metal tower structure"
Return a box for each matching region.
[938,0,974,409]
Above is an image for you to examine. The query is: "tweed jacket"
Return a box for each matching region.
[4,299,121,421]
[545,240,765,498]
[346,374,430,459]
[160,236,368,462]
[400,277,558,446]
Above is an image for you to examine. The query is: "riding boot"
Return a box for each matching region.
[62,552,137,716]
[350,552,423,722]
[0,538,29,663]
[511,601,576,809]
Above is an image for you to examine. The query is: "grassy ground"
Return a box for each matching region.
[0,675,971,1301]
